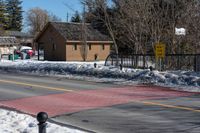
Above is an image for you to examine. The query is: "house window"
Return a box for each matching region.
[73,44,77,50]
[88,44,92,50]
[101,44,105,50]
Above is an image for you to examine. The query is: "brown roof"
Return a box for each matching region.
[4,31,33,38]
[0,37,19,46]
[50,22,112,42]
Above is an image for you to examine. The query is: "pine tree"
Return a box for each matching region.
[6,0,23,31]
[0,0,7,30]
[71,11,82,23]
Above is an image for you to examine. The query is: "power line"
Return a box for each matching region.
[63,2,77,13]
[63,2,79,22]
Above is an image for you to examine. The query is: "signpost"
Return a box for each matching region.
[155,42,165,71]
[155,43,165,59]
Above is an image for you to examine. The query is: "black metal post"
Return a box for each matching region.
[149,66,153,71]
[121,55,123,66]
[119,64,123,70]
[177,55,180,70]
[143,55,145,69]
[131,55,134,68]
[37,112,48,133]
[94,63,97,68]
[37,43,40,61]
[194,55,197,72]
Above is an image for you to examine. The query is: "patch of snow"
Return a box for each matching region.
[0,109,86,133]
[0,60,199,92]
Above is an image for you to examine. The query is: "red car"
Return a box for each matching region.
[15,46,35,58]
[20,49,35,57]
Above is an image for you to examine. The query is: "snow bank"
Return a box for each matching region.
[0,60,199,92]
[0,108,85,133]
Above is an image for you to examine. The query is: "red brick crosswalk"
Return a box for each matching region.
[0,86,194,117]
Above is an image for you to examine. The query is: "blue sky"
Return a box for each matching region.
[22,0,83,22]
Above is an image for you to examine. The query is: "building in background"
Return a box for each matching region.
[3,31,34,48]
[0,37,19,55]
[35,22,113,61]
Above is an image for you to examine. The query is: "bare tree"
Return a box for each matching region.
[113,0,193,54]
[82,0,199,55]
[82,0,119,64]
[83,1,118,53]
[81,3,88,61]
[112,0,149,54]
[26,7,61,36]
[184,1,200,54]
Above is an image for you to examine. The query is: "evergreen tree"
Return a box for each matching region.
[6,0,23,31]
[0,0,7,30]
[71,11,82,22]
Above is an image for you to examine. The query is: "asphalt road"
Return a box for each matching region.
[0,72,200,133]
[53,97,200,133]
[0,72,118,100]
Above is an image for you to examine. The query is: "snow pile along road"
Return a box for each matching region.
[0,60,200,92]
[0,109,85,133]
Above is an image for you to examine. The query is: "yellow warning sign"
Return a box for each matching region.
[155,43,165,58]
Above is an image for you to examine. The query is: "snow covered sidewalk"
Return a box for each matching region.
[0,108,85,133]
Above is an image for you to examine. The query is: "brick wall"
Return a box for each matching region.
[66,43,111,61]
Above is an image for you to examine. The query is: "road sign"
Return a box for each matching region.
[155,43,165,59]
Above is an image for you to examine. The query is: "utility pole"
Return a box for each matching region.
[66,12,69,22]
[63,2,76,22]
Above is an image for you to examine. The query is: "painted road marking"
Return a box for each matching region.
[140,101,200,113]
[0,79,73,92]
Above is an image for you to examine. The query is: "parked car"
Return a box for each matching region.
[15,46,35,57]
[21,49,34,57]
